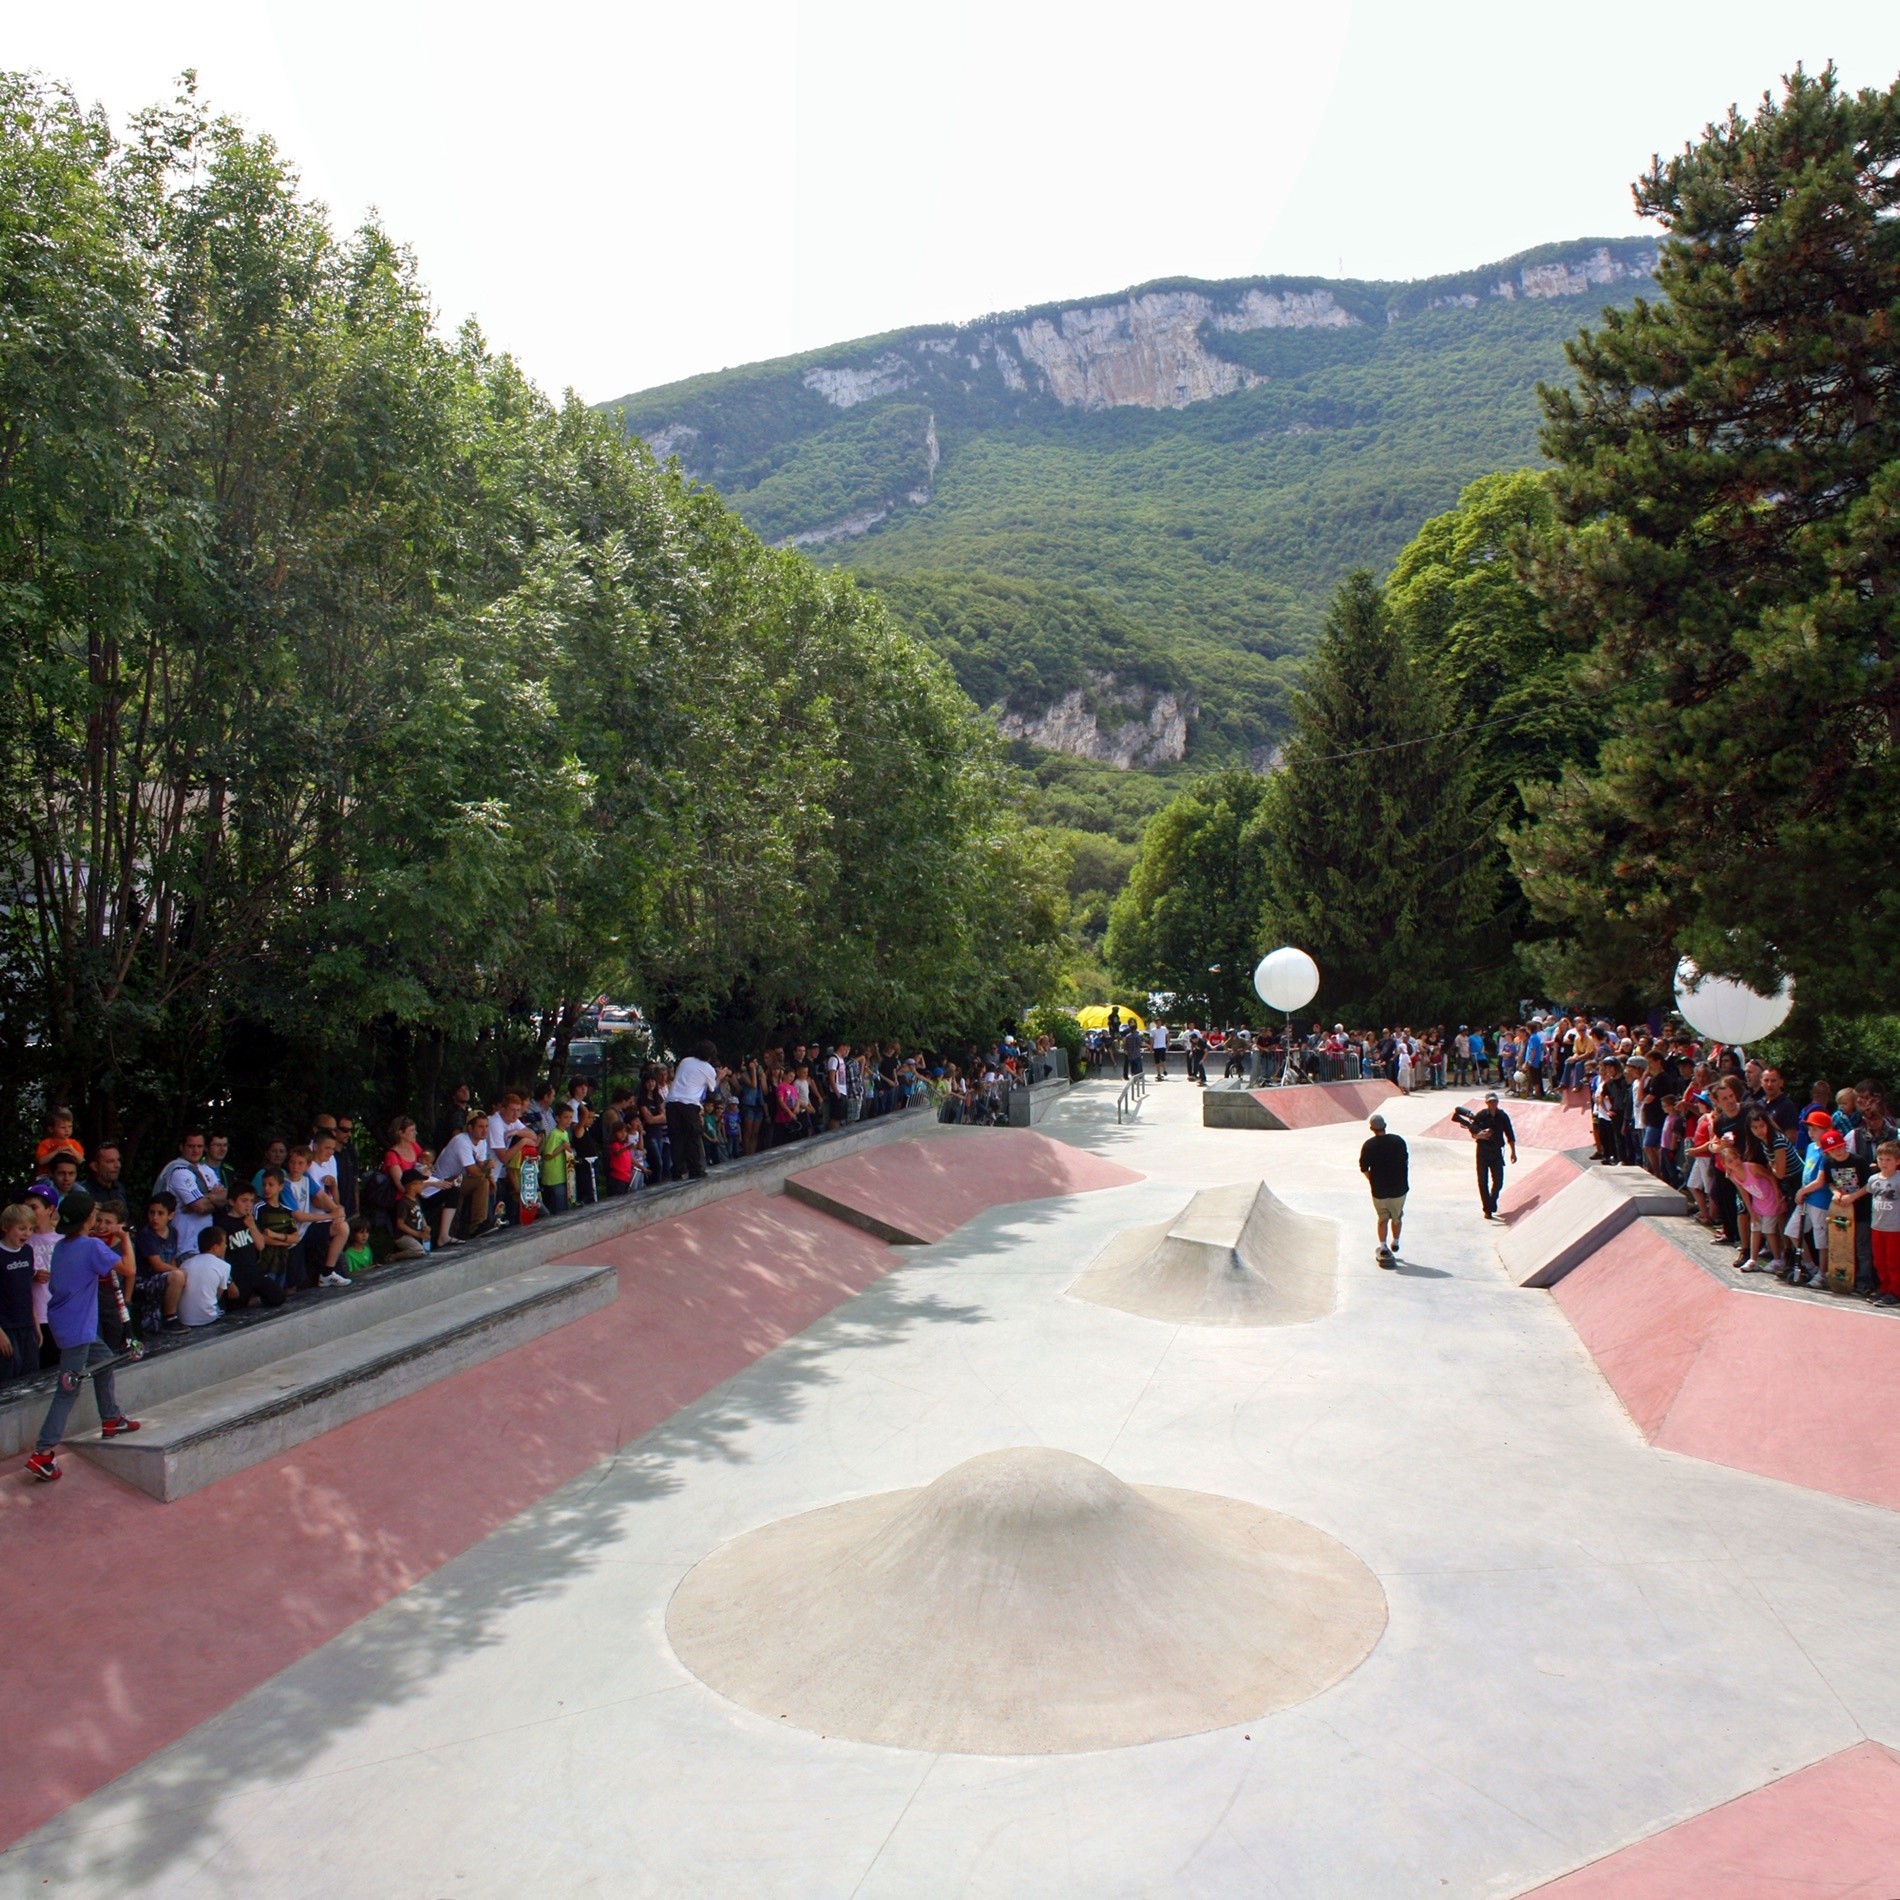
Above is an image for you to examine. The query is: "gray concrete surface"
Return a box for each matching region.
[1500,1166,1686,1288]
[668,1446,1385,1754]
[13,1079,1900,1899]
[1069,1178,1337,1325]
[72,1263,618,1502]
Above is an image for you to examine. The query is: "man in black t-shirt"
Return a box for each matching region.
[1359,1115,1411,1265]
[1469,1092,1518,1219]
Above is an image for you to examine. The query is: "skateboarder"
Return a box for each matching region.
[1359,1115,1409,1267]
[1468,1091,1518,1219]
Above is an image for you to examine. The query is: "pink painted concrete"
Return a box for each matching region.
[0,1191,901,1850]
[1251,1080,1402,1129]
[1553,1224,1900,1509]
[1424,1097,1594,1148]
[1525,1740,1900,1897]
[785,1132,1141,1245]
[1498,1154,1583,1227]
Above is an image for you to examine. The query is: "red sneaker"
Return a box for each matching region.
[99,1416,142,1438]
[25,1450,59,1482]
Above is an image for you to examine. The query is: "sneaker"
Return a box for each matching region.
[1876,1294,1898,1308]
[25,1450,59,1482]
[1805,1270,1827,1289]
[163,1315,187,1332]
[318,1272,352,1289]
[98,1416,141,1438]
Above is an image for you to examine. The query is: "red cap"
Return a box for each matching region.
[1819,1125,1848,1149]
[1804,1110,1836,1128]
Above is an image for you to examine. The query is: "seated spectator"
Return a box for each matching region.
[177,1225,237,1326]
[433,1112,490,1236]
[253,1169,299,1288]
[134,1192,188,1334]
[81,1140,129,1217]
[341,1219,375,1279]
[390,1169,432,1258]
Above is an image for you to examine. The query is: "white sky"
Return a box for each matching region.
[8,2,1897,399]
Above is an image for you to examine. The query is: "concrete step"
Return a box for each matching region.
[70,1262,617,1502]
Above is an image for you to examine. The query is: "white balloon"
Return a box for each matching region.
[1672,958,1793,1045]
[1255,946,1320,1013]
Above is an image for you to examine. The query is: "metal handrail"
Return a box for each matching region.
[1117,1070,1147,1124]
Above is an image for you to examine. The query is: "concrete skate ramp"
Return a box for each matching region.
[1553,1223,1900,1512]
[1498,1154,1583,1226]
[1202,1080,1399,1131]
[1069,1180,1336,1326]
[1499,1167,1684,1287]
[1523,1740,1900,1896]
[784,1130,1140,1245]
[666,1447,1385,1754]
[1423,1096,1594,1150]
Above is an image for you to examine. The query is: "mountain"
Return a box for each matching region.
[604,238,1656,765]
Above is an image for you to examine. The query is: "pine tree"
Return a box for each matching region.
[1259,573,1506,1024]
[1516,67,1900,1011]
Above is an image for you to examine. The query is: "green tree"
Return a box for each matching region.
[1514,67,1900,1011]
[1105,768,1274,1022]
[1257,573,1506,1023]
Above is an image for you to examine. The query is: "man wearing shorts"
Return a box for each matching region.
[1359,1114,1410,1267]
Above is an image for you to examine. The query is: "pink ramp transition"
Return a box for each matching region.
[1252,1080,1401,1129]
[1424,1096,1594,1149]
[1554,1222,1900,1511]
[1498,1154,1583,1226]
[0,1191,904,1850]
[784,1131,1141,1244]
[1527,1740,1900,1897]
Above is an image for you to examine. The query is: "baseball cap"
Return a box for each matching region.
[56,1188,96,1232]
[24,1181,58,1207]
[1485,1091,1500,1102]
[1805,1109,1835,1128]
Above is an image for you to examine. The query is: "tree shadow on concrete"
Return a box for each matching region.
[10,1277,987,1892]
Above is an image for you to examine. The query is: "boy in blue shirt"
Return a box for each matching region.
[25,1191,142,1483]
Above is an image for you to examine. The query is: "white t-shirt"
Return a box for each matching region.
[308,1153,340,1205]
[826,1053,847,1098]
[437,1131,483,1178]
[178,1250,232,1326]
[486,1113,525,1178]
[666,1057,719,1107]
[158,1158,221,1253]
[1151,1024,1168,1051]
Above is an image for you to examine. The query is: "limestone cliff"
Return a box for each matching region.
[995,677,1195,769]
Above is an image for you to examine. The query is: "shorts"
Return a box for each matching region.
[1786,1204,1827,1249]
[1372,1195,1407,1223]
[1686,1158,1713,1193]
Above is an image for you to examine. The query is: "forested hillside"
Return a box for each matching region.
[606,240,1655,766]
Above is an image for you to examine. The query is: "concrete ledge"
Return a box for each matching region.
[1501,1167,1686,1287]
[1008,1079,1071,1127]
[0,1102,935,1456]
[71,1262,618,1502]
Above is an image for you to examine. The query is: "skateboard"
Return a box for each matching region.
[1375,1245,1396,1270]
[1825,1207,1857,1293]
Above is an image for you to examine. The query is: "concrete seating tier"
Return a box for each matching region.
[74,1263,617,1502]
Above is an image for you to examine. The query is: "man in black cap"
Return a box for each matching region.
[1469,1090,1518,1219]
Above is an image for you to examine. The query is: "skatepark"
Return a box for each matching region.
[5,1073,1900,1897]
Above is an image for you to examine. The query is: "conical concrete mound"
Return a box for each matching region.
[1069,1179,1337,1326]
[665,1447,1386,1754]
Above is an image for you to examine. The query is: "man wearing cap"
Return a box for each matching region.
[1468,1091,1518,1220]
[1359,1115,1410,1265]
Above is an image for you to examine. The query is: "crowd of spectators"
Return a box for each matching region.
[1081,1008,1899,1307]
[0,1029,1072,1392]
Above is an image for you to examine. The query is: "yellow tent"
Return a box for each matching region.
[1076,1005,1145,1032]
